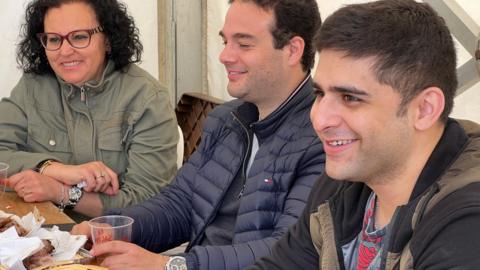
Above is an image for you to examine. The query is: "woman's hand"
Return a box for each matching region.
[91,241,169,270]
[7,170,64,203]
[43,161,119,195]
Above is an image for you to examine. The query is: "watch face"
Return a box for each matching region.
[167,256,187,270]
[69,186,83,201]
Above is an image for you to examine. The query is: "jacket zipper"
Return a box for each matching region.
[379,206,400,269]
[186,113,251,250]
[80,86,89,107]
[232,112,253,199]
[77,85,95,159]
[329,200,347,270]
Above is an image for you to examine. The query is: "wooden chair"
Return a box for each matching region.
[175,92,224,164]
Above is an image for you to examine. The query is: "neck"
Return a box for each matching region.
[257,69,307,120]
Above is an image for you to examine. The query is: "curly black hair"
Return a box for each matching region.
[17,0,143,75]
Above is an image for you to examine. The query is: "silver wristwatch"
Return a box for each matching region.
[165,256,187,270]
[65,185,84,209]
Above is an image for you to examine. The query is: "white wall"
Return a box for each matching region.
[206,0,230,101]
[0,0,158,99]
[206,0,480,122]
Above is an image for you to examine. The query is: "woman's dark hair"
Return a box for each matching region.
[17,0,143,74]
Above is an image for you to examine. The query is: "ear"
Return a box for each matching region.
[285,36,305,66]
[411,87,445,131]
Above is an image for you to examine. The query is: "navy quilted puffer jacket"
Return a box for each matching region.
[109,77,331,270]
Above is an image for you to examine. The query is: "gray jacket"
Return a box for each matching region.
[0,61,178,210]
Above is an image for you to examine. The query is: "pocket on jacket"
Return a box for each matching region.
[97,125,128,174]
[98,126,123,151]
[27,124,71,153]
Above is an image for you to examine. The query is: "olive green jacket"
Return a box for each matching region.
[0,61,178,210]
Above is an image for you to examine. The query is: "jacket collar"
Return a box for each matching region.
[409,118,470,200]
[59,60,115,99]
[233,74,314,141]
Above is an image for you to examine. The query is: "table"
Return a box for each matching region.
[0,191,74,225]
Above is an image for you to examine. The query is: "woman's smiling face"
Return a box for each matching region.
[43,2,108,85]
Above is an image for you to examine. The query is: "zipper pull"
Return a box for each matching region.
[80,87,86,102]
[237,184,245,199]
[80,86,89,106]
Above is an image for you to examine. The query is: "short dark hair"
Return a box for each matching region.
[229,0,321,71]
[17,0,143,75]
[315,0,457,122]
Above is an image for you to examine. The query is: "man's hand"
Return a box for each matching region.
[71,221,91,238]
[91,241,170,270]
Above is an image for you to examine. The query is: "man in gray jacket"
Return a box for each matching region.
[72,1,340,270]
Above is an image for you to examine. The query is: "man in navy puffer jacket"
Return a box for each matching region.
[72,0,340,269]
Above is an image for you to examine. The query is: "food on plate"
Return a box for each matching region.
[23,239,55,269]
[0,216,28,236]
[0,217,56,270]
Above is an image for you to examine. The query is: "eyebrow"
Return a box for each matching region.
[219,31,256,40]
[332,86,370,97]
[312,82,371,97]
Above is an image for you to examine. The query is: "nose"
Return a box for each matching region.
[219,43,236,65]
[58,39,75,56]
[310,96,342,135]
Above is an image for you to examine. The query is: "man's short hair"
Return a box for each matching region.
[315,0,457,122]
[229,0,321,71]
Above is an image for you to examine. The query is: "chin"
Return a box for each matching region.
[227,87,247,99]
[61,76,85,85]
[326,165,353,181]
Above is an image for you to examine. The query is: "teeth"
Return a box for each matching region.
[63,61,80,67]
[329,140,353,146]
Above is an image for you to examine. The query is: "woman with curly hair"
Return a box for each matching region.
[0,0,178,220]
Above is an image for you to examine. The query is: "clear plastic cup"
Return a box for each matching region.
[0,162,9,198]
[88,215,134,244]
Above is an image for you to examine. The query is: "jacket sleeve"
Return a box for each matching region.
[99,89,179,210]
[0,76,59,172]
[244,207,319,269]
[106,106,228,251]
[106,145,205,251]
[245,175,342,270]
[184,138,334,270]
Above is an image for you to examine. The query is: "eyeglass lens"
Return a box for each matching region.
[39,30,92,51]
